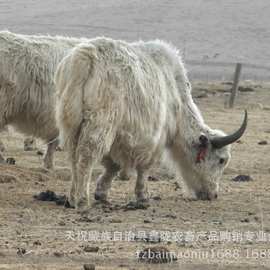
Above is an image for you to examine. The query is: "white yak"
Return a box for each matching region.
[0,31,90,168]
[0,31,132,176]
[55,37,247,208]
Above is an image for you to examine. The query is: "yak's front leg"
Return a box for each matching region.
[68,142,78,208]
[73,121,113,209]
[75,149,94,209]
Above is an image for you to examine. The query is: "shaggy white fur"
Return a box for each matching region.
[55,37,232,209]
[0,31,89,168]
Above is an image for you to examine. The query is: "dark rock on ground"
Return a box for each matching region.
[238,86,255,92]
[232,175,253,182]
[83,246,99,253]
[258,140,268,145]
[6,157,15,165]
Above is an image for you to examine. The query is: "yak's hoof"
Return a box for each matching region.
[196,191,218,201]
[136,193,149,204]
[94,192,108,202]
[137,197,149,204]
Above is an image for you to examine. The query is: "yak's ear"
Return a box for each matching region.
[195,134,209,163]
[199,134,209,148]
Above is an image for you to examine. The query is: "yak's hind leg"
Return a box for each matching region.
[0,139,5,163]
[94,155,120,202]
[43,138,59,170]
[0,139,5,152]
[125,167,149,209]
[68,140,78,208]
[0,80,16,163]
[72,120,115,209]
[0,150,4,163]
[135,168,149,203]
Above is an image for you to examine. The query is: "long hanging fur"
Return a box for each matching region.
[55,43,98,148]
[0,30,90,167]
[55,37,232,202]
[0,30,88,141]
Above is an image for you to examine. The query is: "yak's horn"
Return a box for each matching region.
[210,110,247,149]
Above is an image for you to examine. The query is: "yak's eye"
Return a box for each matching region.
[219,158,225,165]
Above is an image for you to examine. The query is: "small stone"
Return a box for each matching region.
[148,175,159,181]
[83,264,95,270]
[36,150,44,156]
[6,157,15,165]
[258,140,268,145]
[83,246,99,253]
[144,219,151,223]
[33,240,41,245]
[164,214,177,219]
[118,264,128,268]
[123,201,149,211]
[241,218,250,223]
[174,182,181,191]
[58,221,66,226]
[17,248,26,256]
[194,92,208,98]
[232,175,253,182]
[212,219,222,225]
[53,251,63,257]
[152,195,161,201]
[109,218,122,223]
[238,86,255,92]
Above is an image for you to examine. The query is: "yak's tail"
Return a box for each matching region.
[55,43,97,149]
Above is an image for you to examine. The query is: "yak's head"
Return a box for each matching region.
[177,111,247,201]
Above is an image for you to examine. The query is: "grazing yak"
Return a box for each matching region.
[55,37,247,208]
[0,31,91,168]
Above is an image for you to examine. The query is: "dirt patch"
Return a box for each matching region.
[0,81,270,269]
